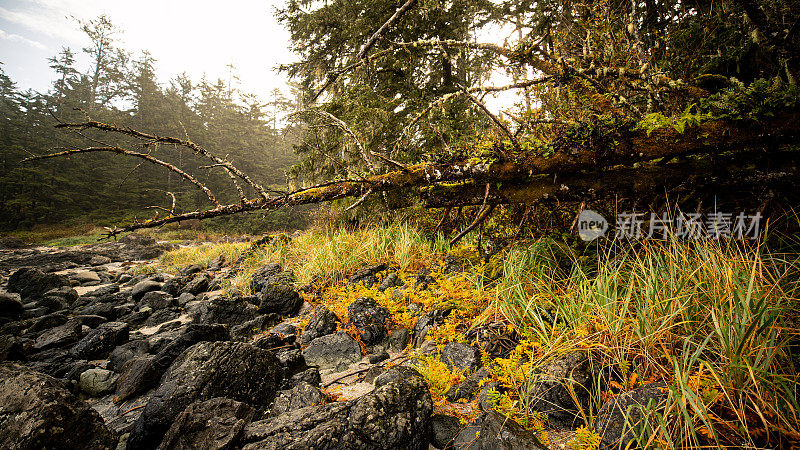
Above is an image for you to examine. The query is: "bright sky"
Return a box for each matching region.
[0,0,295,99]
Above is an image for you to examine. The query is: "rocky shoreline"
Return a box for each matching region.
[0,235,665,449]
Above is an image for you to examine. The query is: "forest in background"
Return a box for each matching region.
[0,16,302,233]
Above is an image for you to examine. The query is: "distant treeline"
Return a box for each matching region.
[0,15,300,231]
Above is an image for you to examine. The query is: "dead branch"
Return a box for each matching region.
[293,110,374,170]
[22,146,220,208]
[457,84,520,150]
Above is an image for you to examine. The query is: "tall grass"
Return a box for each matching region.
[497,238,799,447]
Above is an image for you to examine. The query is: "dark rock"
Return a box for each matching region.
[230,313,282,341]
[132,280,163,302]
[44,286,79,304]
[452,419,482,449]
[431,414,462,449]
[594,382,669,450]
[158,397,254,450]
[70,321,129,360]
[446,367,490,402]
[26,347,74,376]
[413,308,451,346]
[242,373,431,450]
[180,274,210,296]
[389,328,411,351]
[140,291,175,310]
[477,411,548,449]
[285,367,321,389]
[109,340,150,372]
[127,341,283,450]
[76,302,117,320]
[32,294,68,312]
[90,255,112,266]
[0,292,23,318]
[161,277,184,297]
[29,311,68,332]
[378,272,403,291]
[258,284,302,316]
[84,284,120,298]
[269,381,324,417]
[250,264,295,293]
[276,348,306,375]
[374,366,424,389]
[143,308,181,327]
[301,306,339,345]
[33,318,82,350]
[347,263,386,288]
[75,314,108,327]
[0,363,115,449]
[302,332,362,370]
[527,351,594,428]
[7,267,70,300]
[368,351,390,364]
[347,297,391,347]
[440,342,481,372]
[190,296,259,326]
[71,270,101,286]
[114,356,161,403]
[0,335,25,361]
[175,292,195,307]
[180,264,204,276]
[120,233,157,247]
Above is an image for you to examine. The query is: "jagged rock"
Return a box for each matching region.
[127,341,283,450]
[85,284,120,298]
[190,295,259,326]
[0,335,25,362]
[71,270,101,286]
[368,351,389,364]
[140,291,175,310]
[440,342,481,372]
[45,286,79,304]
[158,397,254,450]
[180,274,210,295]
[431,414,462,449]
[348,297,391,347]
[33,317,82,350]
[269,381,324,417]
[0,292,23,318]
[79,367,118,396]
[476,411,548,449]
[77,302,118,320]
[378,272,403,291]
[284,367,321,389]
[76,314,108,328]
[242,373,431,450]
[258,284,302,316]
[302,332,362,370]
[0,363,115,449]
[527,350,594,428]
[120,233,157,247]
[180,264,204,276]
[7,267,70,301]
[230,313,282,341]
[30,311,68,332]
[176,292,195,307]
[70,321,129,360]
[446,367,490,402]
[374,366,424,389]
[115,324,229,403]
[413,308,451,346]
[301,306,339,345]
[132,280,163,302]
[250,264,295,293]
[31,294,67,312]
[594,382,669,450]
[143,308,182,327]
[347,263,386,288]
[389,328,411,351]
[108,340,150,372]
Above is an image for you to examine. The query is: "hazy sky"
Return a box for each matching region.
[0,0,295,98]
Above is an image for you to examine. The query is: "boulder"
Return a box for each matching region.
[0,292,23,318]
[79,367,118,396]
[446,367,490,402]
[389,328,411,351]
[140,291,175,310]
[108,340,150,372]
[71,270,101,286]
[230,313,282,341]
[431,414,462,449]
[132,280,163,302]
[374,366,424,389]
[33,318,82,351]
[527,351,594,428]
[302,332,362,370]
[301,306,339,345]
[180,274,210,296]
[258,284,302,316]
[476,411,548,449]
[250,264,295,293]
[242,373,431,450]
[594,382,670,450]
[176,292,195,307]
[158,397,254,450]
[127,341,283,450]
[440,342,481,372]
[7,267,70,301]
[0,363,115,449]
[269,381,324,417]
[347,263,387,288]
[70,321,129,360]
[90,255,112,266]
[347,297,391,347]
